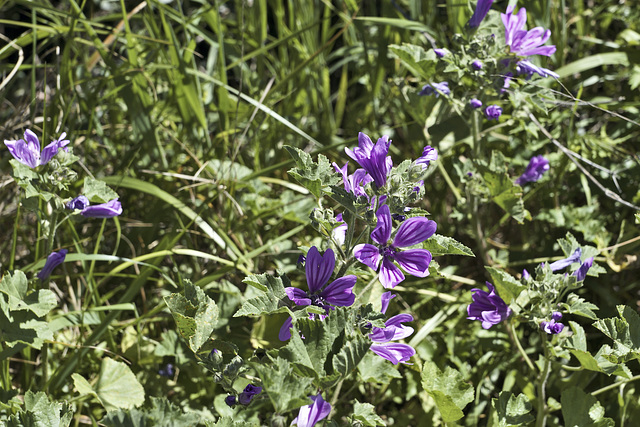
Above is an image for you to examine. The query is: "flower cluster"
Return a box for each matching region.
[368,292,416,364]
[225,384,262,407]
[515,155,550,185]
[540,311,564,335]
[467,282,511,329]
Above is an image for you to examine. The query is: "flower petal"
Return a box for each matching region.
[285,287,311,306]
[371,204,392,245]
[393,217,437,248]
[81,199,123,218]
[380,291,395,314]
[379,257,404,289]
[37,249,68,280]
[393,249,432,277]
[292,394,332,427]
[354,244,381,270]
[369,343,415,365]
[279,317,293,341]
[305,246,334,293]
[321,275,356,307]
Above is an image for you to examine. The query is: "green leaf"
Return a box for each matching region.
[13,391,73,427]
[561,387,614,427]
[357,351,402,384]
[82,177,119,203]
[285,146,340,198]
[205,417,255,427]
[477,152,528,224]
[332,334,371,377]
[563,294,599,320]
[102,397,201,427]
[0,270,28,300]
[592,305,640,362]
[353,400,386,426]
[423,234,474,256]
[421,360,474,423]
[492,392,534,427]
[485,267,525,304]
[95,358,145,411]
[389,44,437,79]
[165,281,219,353]
[252,356,313,413]
[234,273,288,317]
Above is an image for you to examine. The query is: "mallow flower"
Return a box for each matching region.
[502,4,556,57]
[433,48,447,58]
[66,195,90,211]
[354,204,437,289]
[541,311,564,334]
[470,98,483,109]
[574,257,593,281]
[419,82,450,97]
[345,132,392,188]
[516,59,559,79]
[415,146,438,170]
[467,282,511,329]
[549,248,582,271]
[4,129,70,168]
[292,394,331,427]
[515,155,549,185]
[368,292,416,364]
[484,105,503,120]
[37,249,68,280]
[80,199,123,218]
[279,247,357,340]
[467,0,494,28]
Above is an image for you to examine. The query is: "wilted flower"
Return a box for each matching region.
[549,248,582,271]
[292,394,331,427]
[66,195,90,211]
[4,129,70,168]
[516,60,559,79]
[467,0,494,28]
[574,257,594,281]
[37,249,68,280]
[345,132,392,188]
[419,82,450,97]
[415,146,438,169]
[434,48,447,58]
[472,60,483,70]
[238,384,262,405]
[502,4,556,57]
[280,247,357,340]
[354,205,436,289]
[541,311,564,334]
[484,104,503,120]
[515,155,549,185]
[467,282,511,329]
[80,199,123,218]
[469,98,483,109]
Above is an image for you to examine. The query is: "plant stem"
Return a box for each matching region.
[509,321,536,372]
[536,334,551,427]
[592,374,640,397]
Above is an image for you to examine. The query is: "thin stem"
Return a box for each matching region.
[536,334,551,427]
[509,321,536,372]
[592,374,640,397]
[9,201,20,271]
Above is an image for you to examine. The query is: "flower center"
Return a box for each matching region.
[380,245,397,259]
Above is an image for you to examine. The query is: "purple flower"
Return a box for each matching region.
[354,205,436,289]
[225,395,237,407]
[158,363,175,378]
[549,248,582,271]
[434,48,447,58]
[541,312,564,334]
[516,60,559,79]
[501,72,514,94]
[470,98,483,109]
[4,130,70,168]
[238,384,262,405]
[419,82,450,97]
[415,146,438,170]
[280,247,357,340]
[80,199,123,218]
[37,249,68,280]
[380,291,396,314]
[522,269,531,280]
[332,162,373,199]
[472,60,483,70]
[484,105,503,120]
[369,313,414,343]
[345,133,393,188]
[333,213,348,246]
[66,195,90,211]
[574,257,593,281]
[502,5,556,57]
[292,394,331,427]
[515,155,549,185]
[467,282,511,329]
[467,0,494,28]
